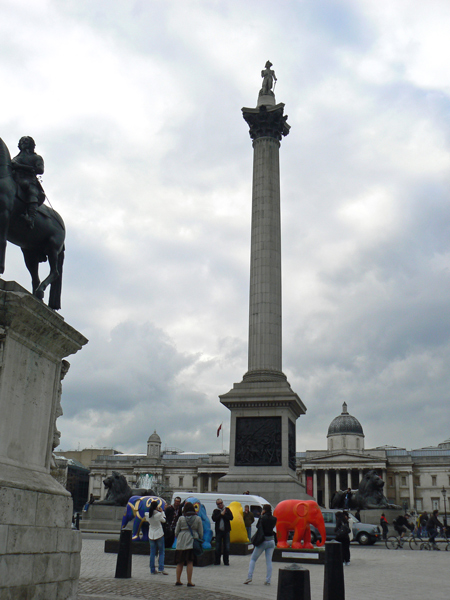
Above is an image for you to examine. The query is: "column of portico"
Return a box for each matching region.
[313,470,318,500]
[324,470,330,508]
[347,470,352,489]
[358,469,364,485]
[408,471,414,509]
[394,472,400,505]
[208,475,212,492]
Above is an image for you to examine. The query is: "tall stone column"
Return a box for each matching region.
[408,471,415,509]
[313,470,318,501]
[218,64,307,506]
[324,470,330,509]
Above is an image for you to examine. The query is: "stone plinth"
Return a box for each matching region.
[80,505,126,533]
[0,281,87,600]
[219,378,308,506]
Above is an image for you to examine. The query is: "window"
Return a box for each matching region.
[322,512,334,523]
[388,477,393,487]
[432,498,440,511]
[415,499,423,512]
[178,476,184,487]
[432,476,437,487]
[401,476,406,486]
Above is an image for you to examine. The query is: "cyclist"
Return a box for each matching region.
[393,514,409,538]
[426,509,444,550]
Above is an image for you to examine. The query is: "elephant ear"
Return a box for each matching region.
[296,503,309,517]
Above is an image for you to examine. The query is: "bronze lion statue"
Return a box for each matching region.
[95,471,155,507]
[331,470,399,510]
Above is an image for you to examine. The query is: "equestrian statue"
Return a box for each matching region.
[0,136,65,310]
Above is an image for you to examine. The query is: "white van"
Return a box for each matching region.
[170,492,271,538]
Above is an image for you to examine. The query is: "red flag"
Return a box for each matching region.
[217,423,222,437]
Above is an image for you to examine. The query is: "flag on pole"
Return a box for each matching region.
[217,423,222,437]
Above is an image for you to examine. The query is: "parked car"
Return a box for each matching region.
[310,509,381,545]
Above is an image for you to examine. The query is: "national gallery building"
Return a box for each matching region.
[56,403,450,513]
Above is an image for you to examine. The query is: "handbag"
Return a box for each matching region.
[186,519,204,556]
[251,522,265,547]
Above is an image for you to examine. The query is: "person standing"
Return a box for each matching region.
[165,496,182,548]
[380,513,389,540]
[419,511,428,537]
[343,488,352,509]
[243,505,255,542]
[145,501,168,575]
[174,502,203,587]
[335,511,351,565]
[212,498,233,566]
[244,504,277,586]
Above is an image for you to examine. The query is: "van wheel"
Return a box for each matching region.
[310,532,317,544]
[357,532,370,545]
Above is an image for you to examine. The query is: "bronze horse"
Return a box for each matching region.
[0,138,65,310]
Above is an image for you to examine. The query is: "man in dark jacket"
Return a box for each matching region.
[212,498,233,565]
[426,509,443,549]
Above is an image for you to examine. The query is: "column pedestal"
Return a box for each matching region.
[0,281,87,600]
[219,377,307,505]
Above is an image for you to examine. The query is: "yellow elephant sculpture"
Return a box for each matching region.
[274,499,326,549]
[229,501,249,543]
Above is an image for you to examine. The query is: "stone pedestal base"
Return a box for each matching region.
[219,376,307,506]
[80,505,126,533]
[0,281,87,600]
[0,475,81,599]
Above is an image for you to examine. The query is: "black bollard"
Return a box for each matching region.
[323,541,345,600]
[75,513,81,530]
[115,529,132,579]
[277,564,311,600]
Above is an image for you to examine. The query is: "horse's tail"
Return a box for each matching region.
[49,246,64,310]
[0,138,12,179]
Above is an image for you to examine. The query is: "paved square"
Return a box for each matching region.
[78,538,448,600]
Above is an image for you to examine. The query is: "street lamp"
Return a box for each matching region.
[441,486,447,529]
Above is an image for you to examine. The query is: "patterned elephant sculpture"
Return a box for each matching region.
[121,495,166,541]
[274,499,326,549]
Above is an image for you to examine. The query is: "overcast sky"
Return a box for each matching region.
[2,0,450,455]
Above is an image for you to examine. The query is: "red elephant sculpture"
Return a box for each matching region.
[274,499,326,549]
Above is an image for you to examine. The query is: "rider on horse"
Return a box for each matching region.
[11,136,46,229]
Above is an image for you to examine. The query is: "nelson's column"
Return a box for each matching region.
[218,62,308,505]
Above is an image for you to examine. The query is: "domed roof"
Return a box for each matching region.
[147,430,161,443]
[327,403,364,436]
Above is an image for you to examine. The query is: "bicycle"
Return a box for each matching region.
[420,529,449,551]
[408,530,425,550]
[385,534,409,549]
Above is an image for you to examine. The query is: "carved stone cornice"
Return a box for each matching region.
[242,103,290,141]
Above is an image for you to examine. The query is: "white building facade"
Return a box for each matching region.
[66,409,450,514]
